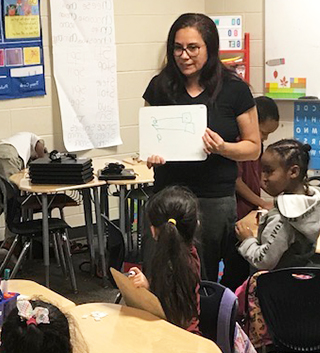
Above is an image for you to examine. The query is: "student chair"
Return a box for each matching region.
[199,280,238,353]
[256,267,320,352]
[0,176,78,293]
[101,214,125,286]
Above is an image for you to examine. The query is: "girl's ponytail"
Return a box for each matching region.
[147,186,200,328]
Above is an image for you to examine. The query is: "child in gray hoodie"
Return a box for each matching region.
[236,139,320,271]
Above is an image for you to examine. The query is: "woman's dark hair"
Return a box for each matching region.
[158,13,238,103]
[255,96,280,123]
[146,185,200,329]
[266,139,311,186]
[1,300,72,353]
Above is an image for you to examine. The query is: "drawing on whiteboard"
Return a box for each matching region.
[151,112,195,142]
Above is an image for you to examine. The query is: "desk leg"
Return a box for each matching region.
[93,187,107,287]
[42,193,50,288]
[100,184,109,218]
[82,189,95,277]
[119,185,128,257]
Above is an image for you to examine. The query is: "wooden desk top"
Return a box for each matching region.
[69,303,220,353]
[10,171,105,193]
[8,279,76,311]
[241,210,320,254]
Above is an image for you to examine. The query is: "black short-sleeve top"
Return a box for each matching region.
[143,75,255,198]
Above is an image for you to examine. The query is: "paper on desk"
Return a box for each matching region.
[110,268,166,320]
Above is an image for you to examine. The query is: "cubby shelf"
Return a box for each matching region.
[219,33,250,83]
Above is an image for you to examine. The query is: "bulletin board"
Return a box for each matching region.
[294,101,320,170]
[0,0,45,100]
[265,0,320,100]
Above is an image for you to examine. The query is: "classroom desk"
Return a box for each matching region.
[93,159,154,255]
[9,171,108,288]
[8,279,76,311]
[69,303,221,353]
[241,210,320,253]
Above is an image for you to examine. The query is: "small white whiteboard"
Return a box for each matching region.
[139,104,207,162]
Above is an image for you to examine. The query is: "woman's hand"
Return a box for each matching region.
[235,221,254,242]
[146,155,166,169]
[202,128,226,155]
[128,267,150,289]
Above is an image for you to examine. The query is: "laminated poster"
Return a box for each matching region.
[0,0,45,99]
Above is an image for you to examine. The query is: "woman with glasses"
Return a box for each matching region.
[143,13,260,290]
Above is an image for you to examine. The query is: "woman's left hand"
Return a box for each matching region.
[202,128,226,155]
[235,221,254,241]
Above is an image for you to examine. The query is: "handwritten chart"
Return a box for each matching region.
[139,105,207,162]
[294,101,320,170]
[0,0,45,100]
[50,0,121,152]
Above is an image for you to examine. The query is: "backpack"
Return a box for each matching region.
[235,271,272,349]
[199,280,238,353]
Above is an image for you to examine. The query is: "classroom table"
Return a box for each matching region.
[93,159,154,255]
[9,171,108,288]
[8,279,76,311]
[240,210,320,253]
[68,303,221,353]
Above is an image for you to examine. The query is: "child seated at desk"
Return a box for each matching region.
[129,185,201,335]
[236,139,320,271]
[0,299,88,353]
[235,139,320,350]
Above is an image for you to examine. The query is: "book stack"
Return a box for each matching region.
[29,156,94,184]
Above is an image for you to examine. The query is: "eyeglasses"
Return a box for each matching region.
[173,44,204,58]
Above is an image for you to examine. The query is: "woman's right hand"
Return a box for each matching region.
[146,155,166,169]
[128,267,150,289]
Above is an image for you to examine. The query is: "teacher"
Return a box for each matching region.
[143,13,260,289]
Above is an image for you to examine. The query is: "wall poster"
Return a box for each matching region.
[0,0,45,99]
[50,0,122,152]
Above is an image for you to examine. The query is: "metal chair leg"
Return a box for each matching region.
[52,233,61,267]
[11,241,31,278]
[0,235,20,274]
[56,232,68,277]
[61,233,78,293]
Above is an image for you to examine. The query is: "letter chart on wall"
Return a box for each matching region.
[0,0,45,99]
[294,101,320,170]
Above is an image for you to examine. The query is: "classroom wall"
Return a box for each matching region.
[0,0,295,238]
[0,0,206,238]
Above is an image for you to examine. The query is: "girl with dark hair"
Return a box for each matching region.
[143,13,261,287]
[0,299,87,353]
[236,139,320,270]
[130,185,201,335]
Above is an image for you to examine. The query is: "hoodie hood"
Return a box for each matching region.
[276,186,320,241]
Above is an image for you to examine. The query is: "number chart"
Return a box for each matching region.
[210,15,242,50]
[294,101,320,170]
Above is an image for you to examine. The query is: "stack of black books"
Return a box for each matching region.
[29,156,94,184]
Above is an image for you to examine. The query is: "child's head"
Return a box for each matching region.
[255,96,279,142]
[146,185,199,244]
[261,139,311,196]
[146,186,200,328]
[1,299,72,353]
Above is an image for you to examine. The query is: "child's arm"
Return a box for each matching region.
[128,267,150,289]
[236,176,273,210]
[236,212,294,270]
